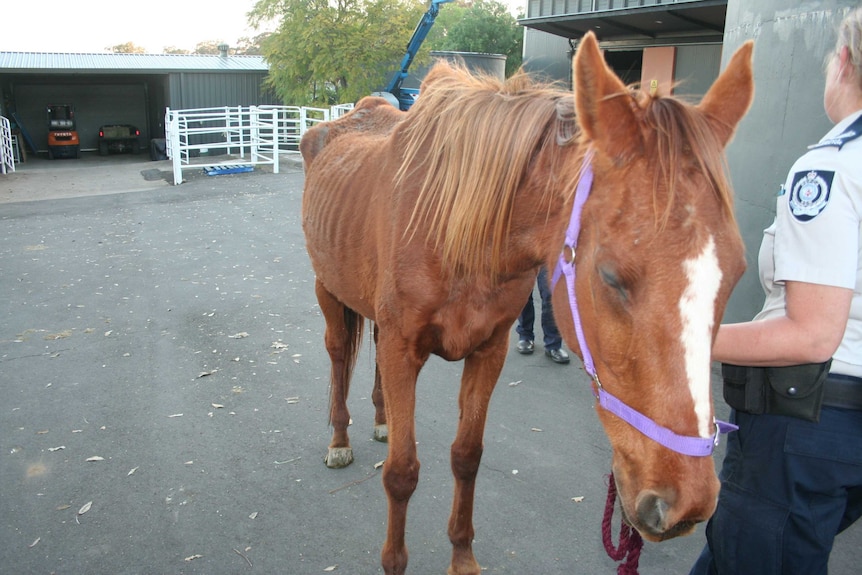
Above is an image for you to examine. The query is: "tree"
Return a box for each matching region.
[194,41,224,55]
[163,46,190,55]
[427,0,523,76]
[234,33,273,56]
[250,0,426,106]
[107,42,147,54]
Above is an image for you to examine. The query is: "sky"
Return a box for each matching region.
[0,0,527,54]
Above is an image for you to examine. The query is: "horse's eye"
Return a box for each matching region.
[599,264,630,303]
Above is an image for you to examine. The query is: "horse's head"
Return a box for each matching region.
[552,32,754,541]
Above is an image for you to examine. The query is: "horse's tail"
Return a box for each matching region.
[342,306,365,380]
[329,306,365,427]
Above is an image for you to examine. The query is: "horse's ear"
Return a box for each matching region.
[697,40,755,147]
[573,32,641,158]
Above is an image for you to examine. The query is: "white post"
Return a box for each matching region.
[168,110,182,185]
[271,107,279,174]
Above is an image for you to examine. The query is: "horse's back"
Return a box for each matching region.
[300,96,403,169]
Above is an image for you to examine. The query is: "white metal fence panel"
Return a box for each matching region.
[165,105,280,185]
[331,103,354,119]
[1,115,15,174]
[163,103,356,185]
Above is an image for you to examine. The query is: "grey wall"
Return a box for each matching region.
[674,44,722,100]
[167,72,277,110]
[522,28,572,83]
[720,0,857,322]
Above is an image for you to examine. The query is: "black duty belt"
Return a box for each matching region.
[822,374,862,411]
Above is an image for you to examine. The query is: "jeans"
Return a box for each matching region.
[516,267,562,351]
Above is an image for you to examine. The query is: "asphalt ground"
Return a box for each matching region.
[1,154,860,574]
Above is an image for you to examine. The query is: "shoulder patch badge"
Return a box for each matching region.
[788,170,834,222]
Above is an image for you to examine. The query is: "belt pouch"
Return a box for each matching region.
[722,363,767,414]
[764,359,831,422]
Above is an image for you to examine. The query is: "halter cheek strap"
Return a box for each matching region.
[551,152,737,457]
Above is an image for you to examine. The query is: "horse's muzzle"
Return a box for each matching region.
[632,490,702,541]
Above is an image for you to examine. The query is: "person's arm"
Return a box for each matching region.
[713,280,852,366]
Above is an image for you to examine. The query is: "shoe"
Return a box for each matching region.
[517,340,534,354]
[545,348,570,364]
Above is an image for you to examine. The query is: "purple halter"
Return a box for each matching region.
[551,152,737,457]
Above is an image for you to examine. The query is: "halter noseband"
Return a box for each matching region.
[551,152,737,457]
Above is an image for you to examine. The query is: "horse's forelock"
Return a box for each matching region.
[642,96,736,229]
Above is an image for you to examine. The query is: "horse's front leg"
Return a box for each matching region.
[376,333,424,575]
[447,333,509,575]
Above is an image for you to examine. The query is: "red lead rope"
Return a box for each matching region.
[602,473,643,574]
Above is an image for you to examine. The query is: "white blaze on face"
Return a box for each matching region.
[679,236,722,438]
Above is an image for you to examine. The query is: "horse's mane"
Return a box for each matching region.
[397,62,575,280]
[397,61,736,280]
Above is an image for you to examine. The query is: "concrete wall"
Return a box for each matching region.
[720,0,857,322]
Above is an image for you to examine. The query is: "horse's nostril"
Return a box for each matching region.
[636,491,670,535]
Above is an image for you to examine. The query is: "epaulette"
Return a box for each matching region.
[808,113,862,150]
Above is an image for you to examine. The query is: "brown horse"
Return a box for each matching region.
[300,32,754,575]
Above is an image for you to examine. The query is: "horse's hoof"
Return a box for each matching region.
[373,423,389,443]
[325,447,354,468]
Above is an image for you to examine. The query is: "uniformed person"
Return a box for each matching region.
[690,6,862,575]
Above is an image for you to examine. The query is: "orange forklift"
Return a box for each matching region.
[46,104,80,159]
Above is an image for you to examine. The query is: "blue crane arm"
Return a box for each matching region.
[384,0,453,94]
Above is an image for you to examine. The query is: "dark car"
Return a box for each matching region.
[98,124,141,155]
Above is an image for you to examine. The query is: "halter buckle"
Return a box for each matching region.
[590,373,602,399]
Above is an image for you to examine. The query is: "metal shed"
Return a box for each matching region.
[0,50,278,155]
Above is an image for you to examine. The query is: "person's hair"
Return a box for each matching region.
[836,5,862,87]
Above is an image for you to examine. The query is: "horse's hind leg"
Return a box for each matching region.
[372,324,388,443]
[447,334,508,575]
[315,279,363,468]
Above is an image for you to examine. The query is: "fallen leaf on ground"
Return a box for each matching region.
[44,330,72,340]
[572,496,585,503]
[28,538,40,548]
[78,501,92,515]
[184,554,203,562]
[86,456,105,462]
[48,446,65,452]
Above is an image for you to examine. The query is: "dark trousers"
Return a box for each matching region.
[516,267,562,351]
[689,406,862,575]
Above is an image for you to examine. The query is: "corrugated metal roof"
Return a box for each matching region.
[0,52,269,73]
